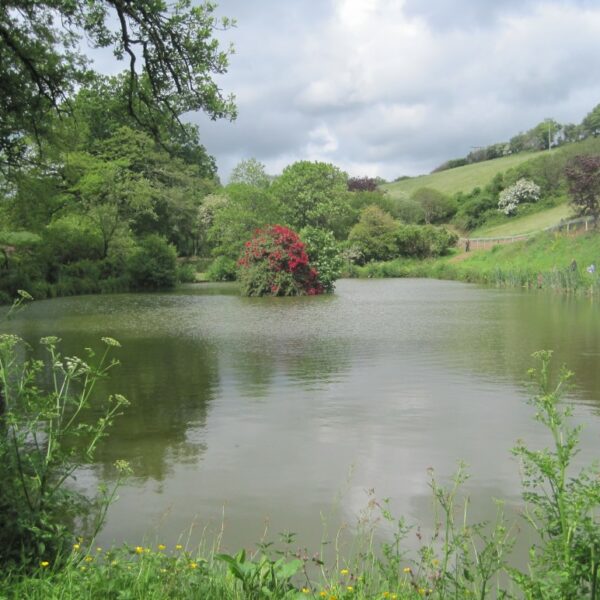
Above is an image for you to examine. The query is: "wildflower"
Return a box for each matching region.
[158,544,166,551]
[432,559,439,566]
[302,588,310,594]
[135,546,144,554]
[96,547,102,553]
[383,593,390,598]
[73,544,80,551]
[111,560,118,566]
[160,568,167,573]
[189,562,198,569]
[80,566,86,572]
[84,556,93,563]
[40,561,49,568]
[391,595,398,600]
[320,593,327,598]
[347,586,354,592]
[175,544,183,550]
[340,568,349,575]
[403,566,411,573]
[419,589,426,595]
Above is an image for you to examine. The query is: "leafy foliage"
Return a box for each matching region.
[511,351,600,599]
[238,225,323,297]
[0,330,129,567]
[229,159,271,189]
[411,188,456,224]
[271,161,351,237]
[127,235,177,290]
[348,206,399,263]
[299,226,343,293]
[0,0,236,169]
[565,155,600,224]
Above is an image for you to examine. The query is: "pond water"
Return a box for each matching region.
[6,279,600,554]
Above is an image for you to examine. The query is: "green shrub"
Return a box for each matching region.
[348,206,399,263]
[206,256,237,282]
[411,187,457,224]
[177,262,197,283]
[0,333,129,568]
[299,226,343,292]
[127,235,177,290]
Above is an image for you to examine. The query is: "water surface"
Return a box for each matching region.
[7,279,600,552]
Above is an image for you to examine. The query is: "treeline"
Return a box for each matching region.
[0,93,458,301]
[431,101,600,173]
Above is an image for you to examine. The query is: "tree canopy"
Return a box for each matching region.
[0,0,236,168]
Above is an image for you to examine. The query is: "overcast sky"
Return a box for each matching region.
[96,0,600,181]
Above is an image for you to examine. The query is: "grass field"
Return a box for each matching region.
[469,203,573,238]
[381,150,548,197]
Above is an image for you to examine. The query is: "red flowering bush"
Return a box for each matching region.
[238,225,324,296]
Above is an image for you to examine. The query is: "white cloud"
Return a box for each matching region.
[188,0,600,180]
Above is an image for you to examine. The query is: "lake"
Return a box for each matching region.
[6,278,600,555]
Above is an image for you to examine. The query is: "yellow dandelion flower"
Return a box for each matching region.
[158,544,166,551]
[111,560,118,566]
[135,546,143,554]
[403,567,411,573]
[302,588,310,594]
[347,586,354,592]
[320,593,327,598]
[84,556,93,563]
[40,561,49,568]
[80,566,86,572]
[96,547,102,553]
[189,562,198,569]
[175,544,183,551]
[391,595,398,600]
[419,589,426,595]
[340,568,349,575]
[72,544,80,551]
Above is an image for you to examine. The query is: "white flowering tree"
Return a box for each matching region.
[498,179,541,215]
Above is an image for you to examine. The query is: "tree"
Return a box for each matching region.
[229,158,271,189]
[582,103,600,138]
[208,183,283,258]
[565,155,600,225]
[0,1,236,169]
[271,161,352,238]
[347,176,378,192]
[347,205,398,263]
[411,187,456,224]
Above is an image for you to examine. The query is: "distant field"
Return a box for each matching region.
[470,203,573,238]
[381,150,548,197]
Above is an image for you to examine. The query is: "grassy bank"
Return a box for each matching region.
[350,230,600,294]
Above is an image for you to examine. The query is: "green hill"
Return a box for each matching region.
[469,204,573,238]
[381,150,548,198]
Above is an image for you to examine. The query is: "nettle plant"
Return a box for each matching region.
[237,225,324,297]
[498,178,541,215]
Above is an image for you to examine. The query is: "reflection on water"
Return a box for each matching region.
[5,279,600,552]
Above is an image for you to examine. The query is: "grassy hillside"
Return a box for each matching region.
[353,230,600,294]
[469,203,573,238]
[381,150,548,197]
